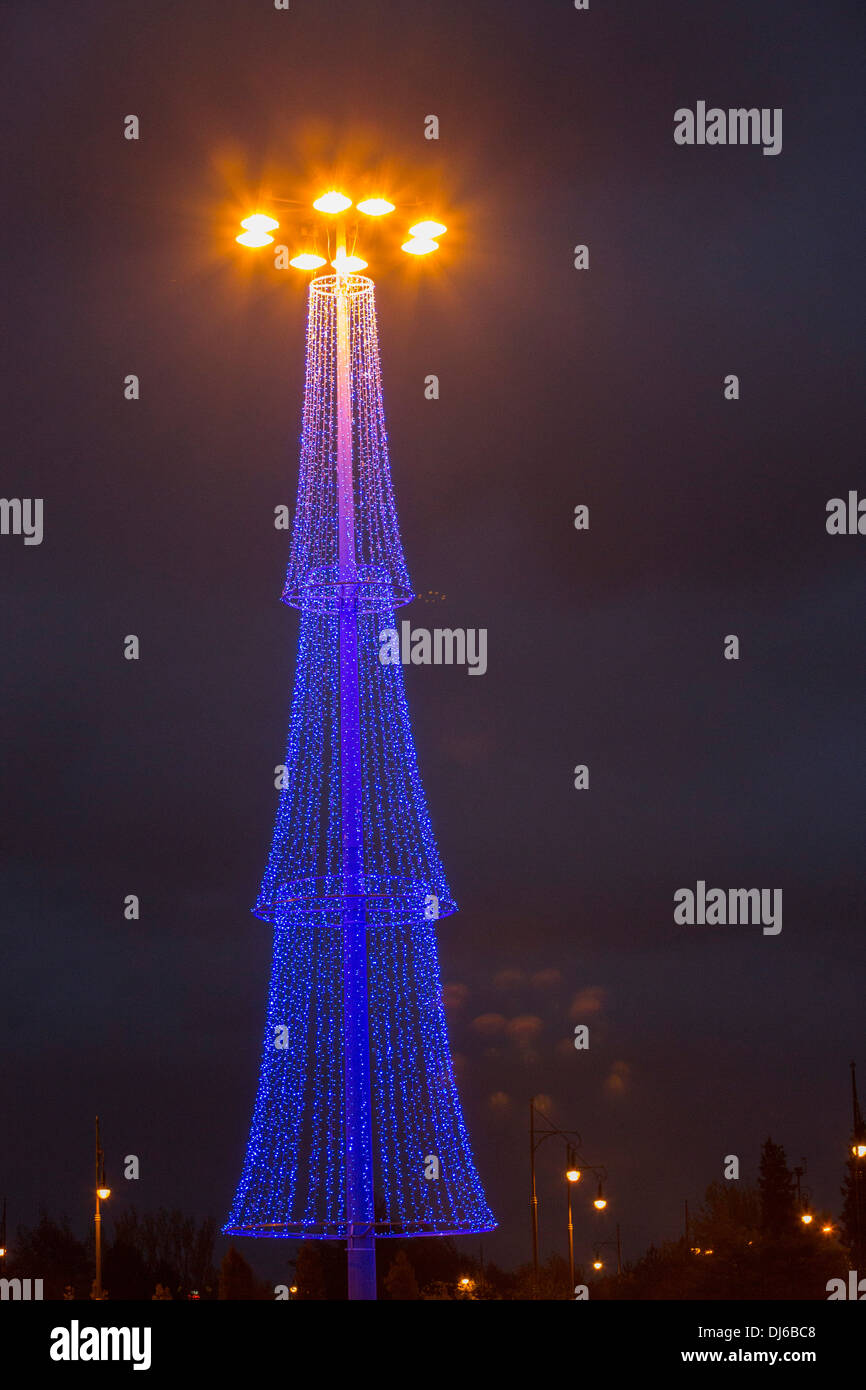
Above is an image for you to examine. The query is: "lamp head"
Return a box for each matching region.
[313,191,352,214]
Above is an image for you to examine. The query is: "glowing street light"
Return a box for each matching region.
[800,1211,813,1226]
[236,229,275,247]
[242,214,279,233]
[592,1259,603,1270]
[401,237,438,256]
[236,189,447,277]
[408,220,447,238]
[236,213,279,248]
[331,253,368,274]
[94,1116,110,1301]
[566,1167,581,1184]
[313,190,353,214]
[593,1181,608,1211]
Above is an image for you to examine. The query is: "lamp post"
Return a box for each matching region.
[93,1116,110,1300]
[235,189,447,1301]
[850,1060,866,1266]
[529,1098,583,1292]
[565,1153,580,1291]
[529,1097,611,1296]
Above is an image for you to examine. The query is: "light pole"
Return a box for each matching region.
[529,1098,582,1292]
[849,1061,866,1265]
[565,1153,580,1291]
[529,1097,611,1296]
[93,1116,110,1300]
[236,191,447,1301]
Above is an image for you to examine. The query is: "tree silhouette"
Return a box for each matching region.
[218,1246,265,1300]
[383,1249,419,1300]
[758,1137,796,1237]
[8,1212,89,1300]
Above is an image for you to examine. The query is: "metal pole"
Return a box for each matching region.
[94,1116,102,1300]
[335,224,376,1301]
[530,1099,539,1294]
[853,1061,864,1265]
[566,1174,575,1293]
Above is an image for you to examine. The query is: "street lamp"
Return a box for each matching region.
[529,1099,585,1294]
[565,1151,581,1291]
[236,189,448,279]
[593,1180,608,1211]
[94,1116,110,1300]
[591,1235,621,1274]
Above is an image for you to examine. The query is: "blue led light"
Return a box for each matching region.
[224,275,495,1240]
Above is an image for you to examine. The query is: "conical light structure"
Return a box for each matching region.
[225,274,495,1242]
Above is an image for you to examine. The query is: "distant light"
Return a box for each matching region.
[97,1187,111,1200]
[290,253,327,270]
[592,1260,603,1270]
[854,1143,866,1158]
[401,238,439,256]
[331,254,368,274]
[821,1224,833,1234]
[241,214,279,233]
[314,191,352,214]
[357,199,395,216]
[800,1212,813,1225]
[593,1198,608,1210]
[236,231,274,248]
[408,220,447,238]
[566,1168,581,1184]
[0,1247,6,1258]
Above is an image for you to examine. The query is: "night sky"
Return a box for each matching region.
[3,0,864,1282]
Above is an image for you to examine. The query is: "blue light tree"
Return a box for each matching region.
[224,271,495,1298]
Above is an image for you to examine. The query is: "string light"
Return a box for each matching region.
[224,273,494,1240]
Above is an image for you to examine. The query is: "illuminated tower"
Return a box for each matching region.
[224,247,495,1299]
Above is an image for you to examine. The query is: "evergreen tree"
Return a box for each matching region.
[758,1137,796,1237]
[218,1246,264,1300]
[383,1249,419,1300]
[9,1212,89,1300]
